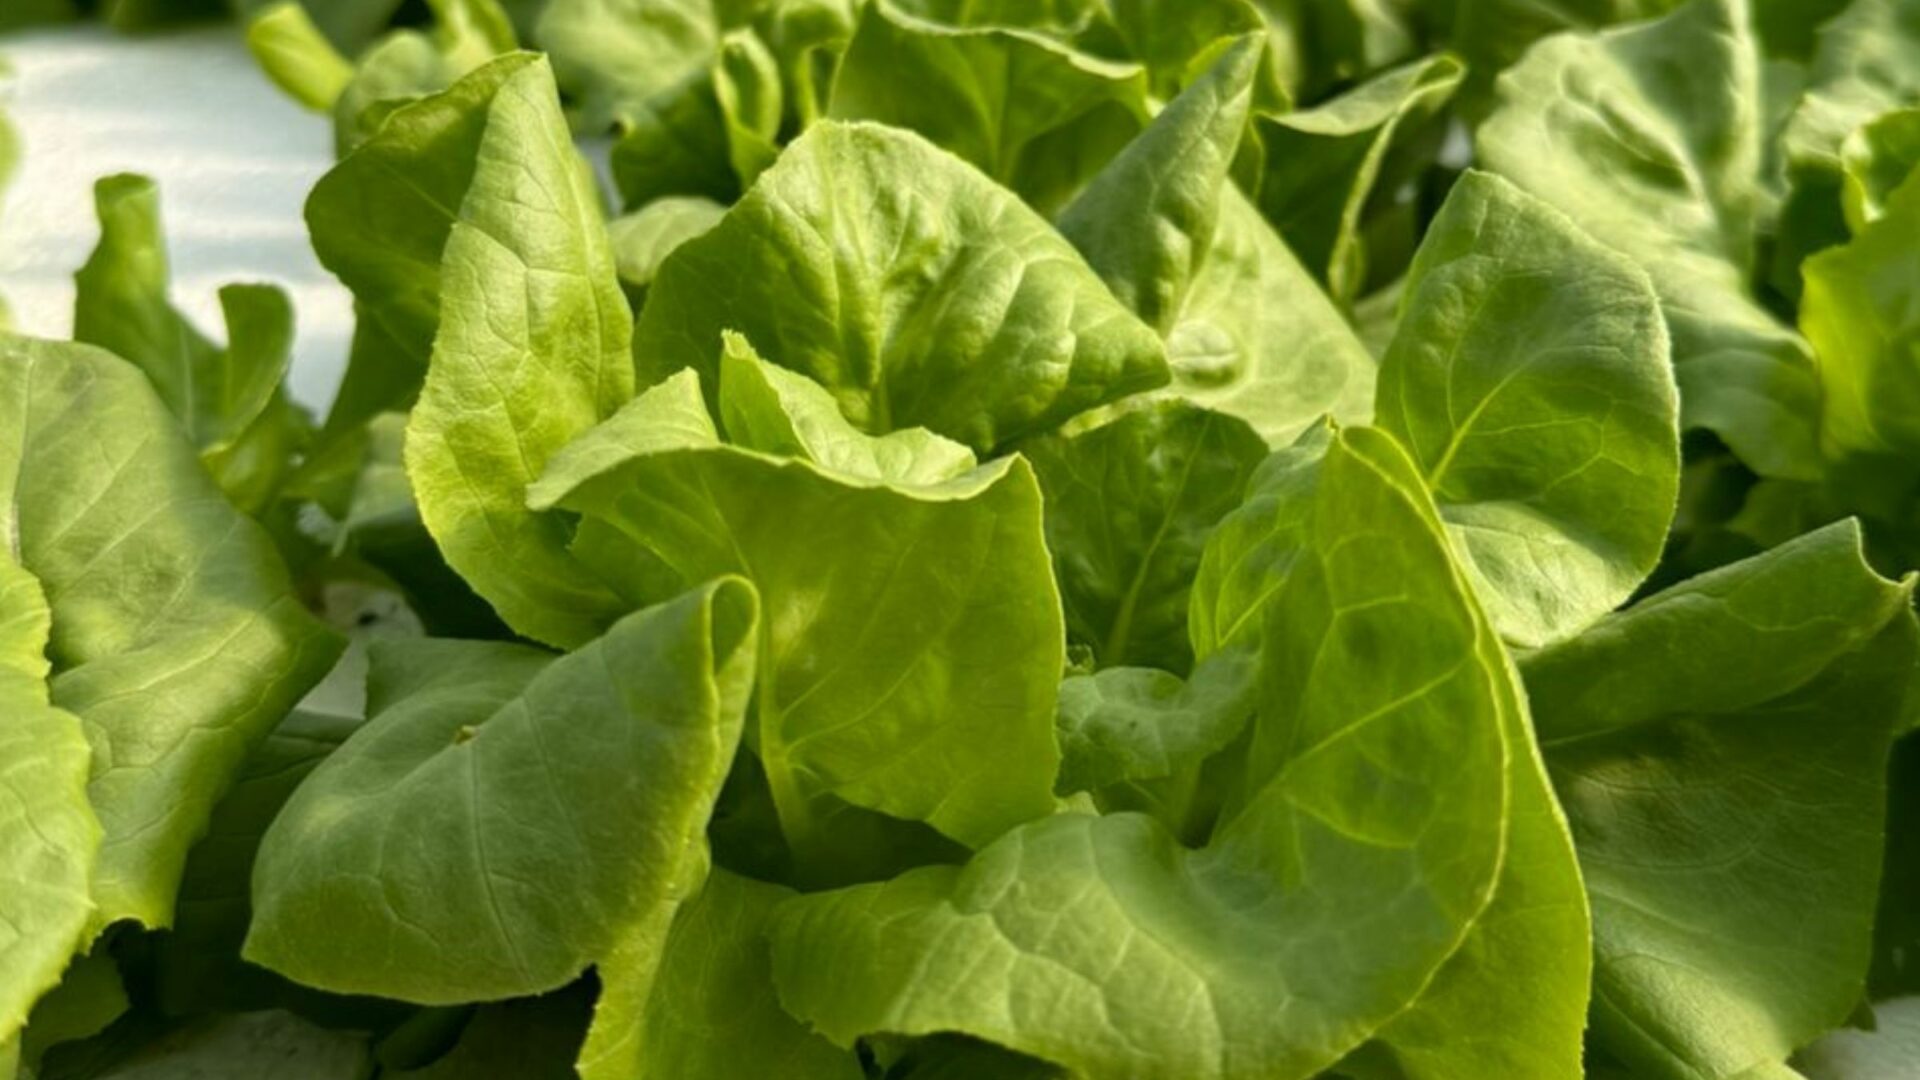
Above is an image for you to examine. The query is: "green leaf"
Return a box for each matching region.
[1188,419,1333,658]
[1052,647,1257,796]
[886,0,1107,34]
[0,75,15,331]
[331,0,520,153]
[332,36,447,152]
[527,370,720,490]
[716,333,978,485]
[605,72,739,209]
[607,196,725,303]
[231,0,407,52]
[826,1,1148,212]
[1439,0,1680,105]
[1101,0,1277,105]
[748,0,857,130]
[1839,108,1920,232]
[0,0,75,32]
[1329,173,1687,1065]
[1775,0,1920,287]
[632,120,1168,452]
[1802,166,1920,464]
[1,335,341,932]
[770,426,1521,1079]
[1522,521,1916,1079]
[714,27,784,187]
[1056,36,1261,337]
[423,0,519,81]
[1025,401,1266,671]
[332,413,414,552]
[1177,186,1378,445]
[592,869,859,1079]
[1343,680,1591,1080]
[1257,0,1418,104]
[1057,43,1374,445]
[1351,276,1402,358]
[1251,53,1463,305]
[17,949,126,1072]
[245,576,759,1080]
[99,0,226,30]
[246,1,356,111]
[0,561,98,1060]
[291,436,508,641]
[404,55,636,648]
[204,395,311,519]
[1477,0,1822,481]
[72,174,302,511]
[1376,170,1679,646]
[150,701,383,1018]
[307,53,543,435]
[536,0,731,133]
[601,17,815,210]
[1750,0,1853,59]
[531,370,1065,855]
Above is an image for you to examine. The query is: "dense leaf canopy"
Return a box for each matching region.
[6,1,1920,1077]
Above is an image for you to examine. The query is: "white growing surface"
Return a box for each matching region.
[1799,996,1920,1079]
[0,24,350,410]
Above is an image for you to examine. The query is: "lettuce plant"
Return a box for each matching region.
[8,1,1920,1078]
